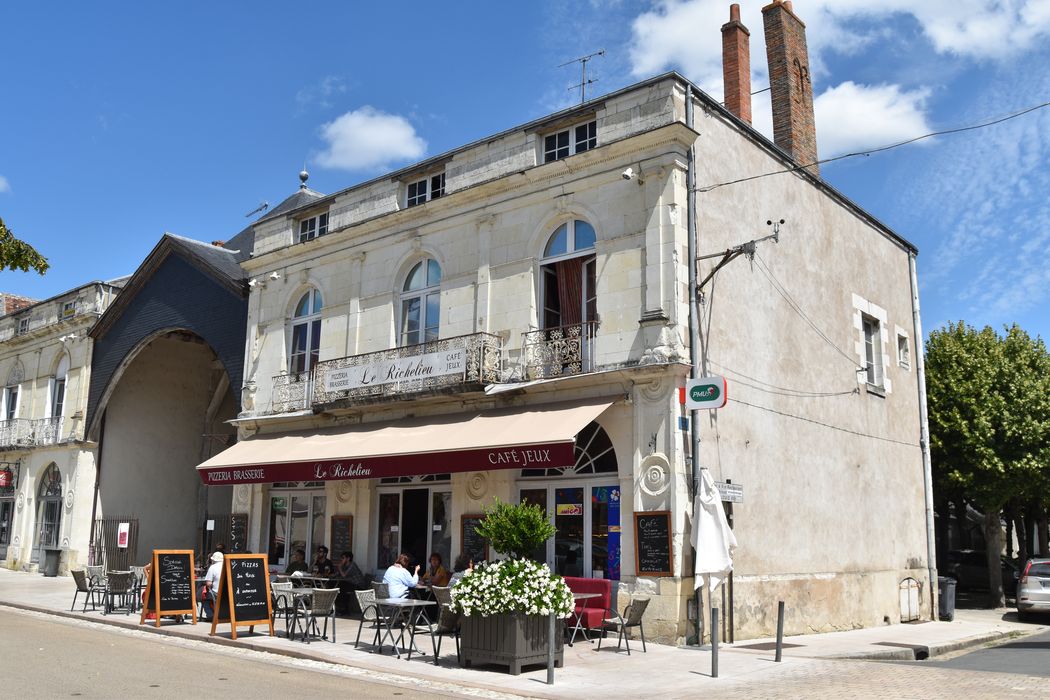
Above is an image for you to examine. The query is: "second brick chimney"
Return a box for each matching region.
[721,4,752,124]
[762,0,819,174]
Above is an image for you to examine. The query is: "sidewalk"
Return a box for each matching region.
[1,568,1046,699]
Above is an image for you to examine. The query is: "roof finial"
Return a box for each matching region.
[299,164,309,189]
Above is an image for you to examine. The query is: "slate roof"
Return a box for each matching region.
[255,187,326,225]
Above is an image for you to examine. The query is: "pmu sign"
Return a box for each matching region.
[685,376,728,410]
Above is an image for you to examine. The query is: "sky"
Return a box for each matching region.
[1,1,1048,342]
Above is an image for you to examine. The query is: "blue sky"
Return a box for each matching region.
[1,1,1047,342]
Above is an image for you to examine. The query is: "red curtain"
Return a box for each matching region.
[556,258,584,326]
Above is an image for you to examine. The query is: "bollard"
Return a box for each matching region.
[775,600,785,662]
[547,611,556,685]
[711,607,719,678]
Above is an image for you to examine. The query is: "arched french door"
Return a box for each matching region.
[33,464,62,563]
[375,474,452,572]
[266,482,326,570]
[518,422,620,580]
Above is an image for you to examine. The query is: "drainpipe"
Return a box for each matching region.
[685,84,703,644]
[908,252,938,617]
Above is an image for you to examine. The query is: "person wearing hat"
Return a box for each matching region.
[201,551,224,621]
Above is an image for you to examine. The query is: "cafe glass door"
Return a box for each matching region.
[375,479,451,571]
[267,484,326,570]
[520,481,620,580]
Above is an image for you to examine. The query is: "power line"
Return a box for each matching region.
[707,358,857,398]
[695,100,1050,193]
[753,253,863,370]
[733,398,919,447]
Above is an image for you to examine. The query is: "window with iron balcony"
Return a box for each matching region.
[543,120,596,163]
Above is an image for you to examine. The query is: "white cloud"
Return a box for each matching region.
[814,81,932,158]
[296,75,347,112]
[315,107,426,172]
[0,175,9,193]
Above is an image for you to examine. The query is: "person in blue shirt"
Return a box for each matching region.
[382,552,420,598]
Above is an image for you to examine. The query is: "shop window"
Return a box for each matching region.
[289,289,323,374]
[400,259,441,346]
[519,422,620,580]
[266,486,325,570]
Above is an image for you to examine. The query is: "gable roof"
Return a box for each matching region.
[89,233,248,339]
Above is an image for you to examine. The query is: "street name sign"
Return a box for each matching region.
[685,377,728,409]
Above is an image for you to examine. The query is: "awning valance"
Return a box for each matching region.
[196,399,613,485]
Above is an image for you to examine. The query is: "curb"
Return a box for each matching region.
[0,601,540,699]
[826,629,1031,662]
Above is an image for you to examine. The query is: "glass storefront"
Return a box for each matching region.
[266,482,325,569]
[375,476,452,571]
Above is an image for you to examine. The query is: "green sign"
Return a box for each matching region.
[685,377,728,410]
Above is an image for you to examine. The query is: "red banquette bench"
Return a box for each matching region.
[563,576,611,636]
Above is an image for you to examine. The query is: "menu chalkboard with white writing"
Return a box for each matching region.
[634,511,673,577]
[461,514,489,564]
[139,550,197,627]
[210,553,274,640]
[330,515,352,559]
[229,514,248,553]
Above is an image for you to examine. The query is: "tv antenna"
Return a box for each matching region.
[245,201,269,218]
[559,49,605,104]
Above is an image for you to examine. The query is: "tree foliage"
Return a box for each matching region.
[0,216,49,274]
[475,498,556,561]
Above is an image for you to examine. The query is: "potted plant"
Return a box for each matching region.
[451,499,574,675]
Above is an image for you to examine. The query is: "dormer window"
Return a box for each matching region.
[406,173,445,208]
[16,317,30,335]
[543,120,596,163]
[298,212,329,243]
[61,301,76,319]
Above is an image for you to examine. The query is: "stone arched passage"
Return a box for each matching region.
[95,330,236,559]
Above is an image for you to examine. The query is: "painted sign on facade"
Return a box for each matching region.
[322,349,466,394]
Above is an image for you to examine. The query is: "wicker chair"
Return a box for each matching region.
[354,588,398,650]
[291,588,340,644]
[414,585,460,665]
[129,566,147,611]
[70,569,103,613]
[370,580,390,599]
[103,571,135,615]
[85,565,107,588]
[597,597,650,654]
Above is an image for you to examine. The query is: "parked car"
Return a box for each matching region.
[1017,558,1050,620]
[944,550,1020,593]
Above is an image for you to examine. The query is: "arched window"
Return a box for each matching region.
[518,422,620,580]
[290,289,323,374]
[400,259,441,346]
[541,220,597,330]
[35,464,62,556]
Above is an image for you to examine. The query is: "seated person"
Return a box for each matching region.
[201,552,223,620]
[382,552,419,599]
[284,548,309,575]
[311,545,335,576]
[421,552,450,587]
[448,553,473,587]
[335,551,365,587]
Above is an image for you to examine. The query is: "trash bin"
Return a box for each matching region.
[938,576,956,621]
[42,548,62,577]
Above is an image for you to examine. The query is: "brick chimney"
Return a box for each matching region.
[721,4,752,124]
[762,0,819,174]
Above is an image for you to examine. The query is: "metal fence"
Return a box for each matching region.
[89,516,139,571]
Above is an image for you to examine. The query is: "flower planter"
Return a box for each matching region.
[460,613,564,675]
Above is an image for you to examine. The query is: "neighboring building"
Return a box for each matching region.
[195,0,932,643]
[0,281,123,572]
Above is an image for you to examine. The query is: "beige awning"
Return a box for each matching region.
[197,398,613,485]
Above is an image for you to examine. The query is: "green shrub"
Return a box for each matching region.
[475,498,556,560]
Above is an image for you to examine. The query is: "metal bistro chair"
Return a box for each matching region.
[416,585,460,665]
[85,565,107,589]
[70,570,104,613]
[271,582,297,636]
[129,566,147,612]
[291,587,340,644]
[597,597,650,655]
[103,571,135,616]
[354,588,396,650]
[370,580,390,600]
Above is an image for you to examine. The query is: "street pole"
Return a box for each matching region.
[546,612,555,685]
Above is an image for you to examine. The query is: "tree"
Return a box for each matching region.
[475,498,556,561]
[0,216,49,274]
[926,322,1050,607]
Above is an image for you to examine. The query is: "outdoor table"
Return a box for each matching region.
[569,592,602,645]
[373,598,436,659]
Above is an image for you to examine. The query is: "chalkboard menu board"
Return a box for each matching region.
[461,514,489,563]
[210,553,274,640]
[634,511,673,577]
[140,550,197,627]
[229,514,248,553]
[330,515,352,558]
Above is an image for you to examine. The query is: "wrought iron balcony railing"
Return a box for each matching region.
[312,332,502,406]
[521,321,598,380]
[0,417,65,449]
[270,371,312,414]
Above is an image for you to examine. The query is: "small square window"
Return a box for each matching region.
[297,212,329,243]
[17,317,30,335]
[61,301,76,318]
[544,120,596,163]
[406,172,445,207]
[897,334,910,369]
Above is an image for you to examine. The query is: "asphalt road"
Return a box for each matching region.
[0,608,461,699]
[922,627,1050,677]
